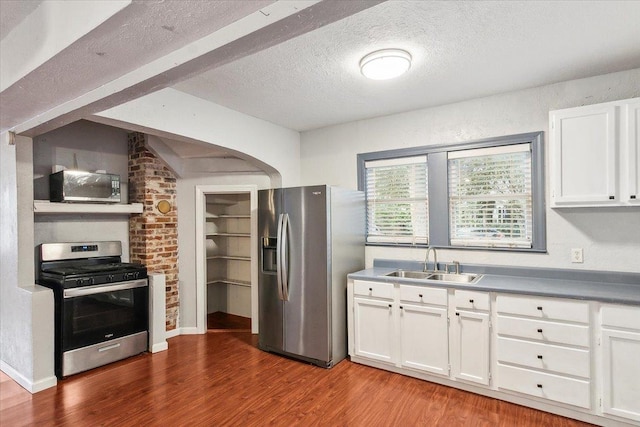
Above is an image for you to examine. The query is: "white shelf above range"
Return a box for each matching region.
[33,200,144,214]
[206,278,251,288]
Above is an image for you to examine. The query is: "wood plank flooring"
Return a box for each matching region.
[1,331,593,427]
[207,311,251,332]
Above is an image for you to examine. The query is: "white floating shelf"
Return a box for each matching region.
[34,200,144,214]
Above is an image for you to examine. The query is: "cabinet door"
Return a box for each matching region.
[602,328,640,422]
[399,304,448,376]
[550,104,618,206]
[626,100,640,204]
[353,297,394,364]
[451,310,490,385]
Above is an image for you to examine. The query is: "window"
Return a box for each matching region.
[364,156,428,244]
[448,144,532,248]
[357,132,545,252]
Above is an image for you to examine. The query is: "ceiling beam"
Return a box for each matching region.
[8,0,384,137]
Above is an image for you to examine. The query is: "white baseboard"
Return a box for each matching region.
[150,342,168,353]
[178,327,200,335]
[0,360,57,394]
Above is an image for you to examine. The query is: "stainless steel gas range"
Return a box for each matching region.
[37,241,149,378]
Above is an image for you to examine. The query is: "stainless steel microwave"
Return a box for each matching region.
[49,171,121,203]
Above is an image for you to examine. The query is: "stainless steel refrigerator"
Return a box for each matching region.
[258,185,365,368]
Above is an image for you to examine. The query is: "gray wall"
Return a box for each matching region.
[300,68,640,273]
[32,120,131,259]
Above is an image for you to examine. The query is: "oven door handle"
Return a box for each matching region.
[63,279,148,298]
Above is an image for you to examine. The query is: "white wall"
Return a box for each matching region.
[301,68,640,273]
[93,88,302,187]
[176,173,271,330]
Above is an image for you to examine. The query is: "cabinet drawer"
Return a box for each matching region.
[399,285,447,306]
[497,315,590,347]
[601,304,640,330]
[353,280,394,300]
[497,363,591,409]
[496,294,589,324]
[497,336,590,378]
[453,290,489,311]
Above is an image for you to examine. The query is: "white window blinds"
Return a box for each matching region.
[365,156,428,244]
[448,144,532,248]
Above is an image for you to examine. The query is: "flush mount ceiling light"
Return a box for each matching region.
[360,49,412,80]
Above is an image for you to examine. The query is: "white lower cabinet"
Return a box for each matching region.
[495,294,592,409]
[399,302,448,375]
[450,291,491,385]
[601,304,640,423]
[348,279,640,426]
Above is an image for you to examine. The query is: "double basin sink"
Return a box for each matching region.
[386,269,481,284]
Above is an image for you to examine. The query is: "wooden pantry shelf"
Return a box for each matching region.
[206,255,251,261]
[206,214,251,220]
[34,200,144,214]
[206,232,251,238]
[206,279,251,288]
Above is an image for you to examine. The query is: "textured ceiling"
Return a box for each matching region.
[0,0,41,39]
[1,0,274,130]
[173,0,640,131]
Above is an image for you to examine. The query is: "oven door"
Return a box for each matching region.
[62,279,148,352]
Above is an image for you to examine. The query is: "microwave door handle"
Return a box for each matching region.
[281,213,290,302]
[63,279,147,298]
[276,213,285,301]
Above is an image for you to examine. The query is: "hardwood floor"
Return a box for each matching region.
[1,331,593,427]
[207,311,251,332]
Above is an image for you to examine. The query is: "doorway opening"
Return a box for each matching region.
[195,185,258,335]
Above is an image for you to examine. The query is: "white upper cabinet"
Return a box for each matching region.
[550,97,640,207]
[625,100,640,204]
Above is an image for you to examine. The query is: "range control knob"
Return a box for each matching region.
[76,278,85,286]
[88,277,95,285]
[107,274,115,282]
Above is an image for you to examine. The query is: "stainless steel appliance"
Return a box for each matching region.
[37,241,148,378]
[258,185,365,368]
[49,170,121,203]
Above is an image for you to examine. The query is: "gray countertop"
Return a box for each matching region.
[348,263,640,306]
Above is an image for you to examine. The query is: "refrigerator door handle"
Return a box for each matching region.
[281,213,290,301]
[276,213,285,301]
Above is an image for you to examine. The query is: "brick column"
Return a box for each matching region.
[128,132,179,331]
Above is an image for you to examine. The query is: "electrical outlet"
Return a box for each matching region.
[571,248,584,263]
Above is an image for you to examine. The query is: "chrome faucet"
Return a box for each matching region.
[423,246,438,272]
[447,261,460,275]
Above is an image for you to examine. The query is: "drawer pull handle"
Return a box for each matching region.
[537,328,543,333]
[455,312,460,316]
[469,299,474,303]
[537,384,543,388]
[419,294,423,298]
[399,305,404,309]
[537,306,543,310]
[537,355,543,359]
[388,304,392,308]
[369,288,373,291]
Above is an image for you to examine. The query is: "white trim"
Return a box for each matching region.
[0,360,57,393]
[150,342,169,353]
[365,155,427,168]
[448,143,530,160]
[165,328,181,339]
[195,185,259,335]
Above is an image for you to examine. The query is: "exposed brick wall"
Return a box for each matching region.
[128,132,179,331]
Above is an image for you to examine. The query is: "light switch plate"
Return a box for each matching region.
[571,248,584,263]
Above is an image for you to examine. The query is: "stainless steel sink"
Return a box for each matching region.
[426,273,479,283]
[385,270,481,284]
[385,270,432,279]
